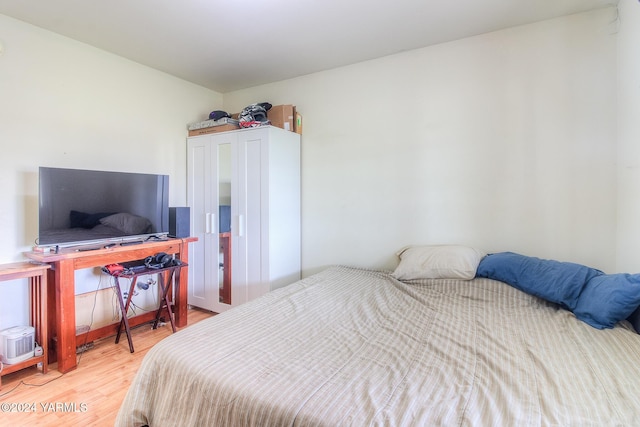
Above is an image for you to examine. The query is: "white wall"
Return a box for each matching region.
[0,6,625,329]
[224,8,618,276]
[0,14,220,328]
[616,0,640,272]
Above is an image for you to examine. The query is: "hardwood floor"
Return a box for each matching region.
[0,307,214,426]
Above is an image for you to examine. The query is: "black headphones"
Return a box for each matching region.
[144,252,174,269]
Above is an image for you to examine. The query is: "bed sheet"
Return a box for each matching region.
[116,266,640,426]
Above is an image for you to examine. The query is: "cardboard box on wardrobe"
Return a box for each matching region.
[191,104,302,135]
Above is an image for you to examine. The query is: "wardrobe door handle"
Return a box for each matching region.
[239,214,244,237]
[205,213,211,234]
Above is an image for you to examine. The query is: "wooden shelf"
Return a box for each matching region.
[0,261,50,389]
[1,354,46,375]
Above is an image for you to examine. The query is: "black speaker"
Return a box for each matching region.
[169,207,190,238]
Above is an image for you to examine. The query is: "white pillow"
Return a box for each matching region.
[392,245,486,280]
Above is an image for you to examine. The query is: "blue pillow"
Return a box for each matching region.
[476,252,602,310]
[69,210,89,228]
[573,274,640,329]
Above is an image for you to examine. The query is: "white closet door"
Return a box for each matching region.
[187,138,217,312]
[246,135,264,302]
[187,133,238,313]
[233,129,263,304]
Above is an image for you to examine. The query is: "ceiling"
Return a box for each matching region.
[0,0,617,93]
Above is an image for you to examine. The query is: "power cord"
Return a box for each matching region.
[110,275,157,320]
[111,277,137,319]
[75,275,102,365]
[0,368,65,397]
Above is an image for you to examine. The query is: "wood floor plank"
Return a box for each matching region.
[0,307,213,426]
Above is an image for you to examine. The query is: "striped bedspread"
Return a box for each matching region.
[116,266,640,426]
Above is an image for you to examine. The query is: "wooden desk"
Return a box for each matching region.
[25,237,196,373]
[0,261,49,389]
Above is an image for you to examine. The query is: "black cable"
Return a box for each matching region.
[75,275,103,364]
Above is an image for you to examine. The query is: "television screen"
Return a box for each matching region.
[38,167,169,247]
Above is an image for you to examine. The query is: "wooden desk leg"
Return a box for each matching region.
[174,244,189,328]
[55,260,77,373]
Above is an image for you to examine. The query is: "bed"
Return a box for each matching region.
[115,247,640,426]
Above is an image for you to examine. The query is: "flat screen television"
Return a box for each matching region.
[38,167,170,247]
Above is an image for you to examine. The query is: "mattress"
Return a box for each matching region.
[115,266,640,426]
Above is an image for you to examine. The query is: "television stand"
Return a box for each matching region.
[24,237,196,373]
